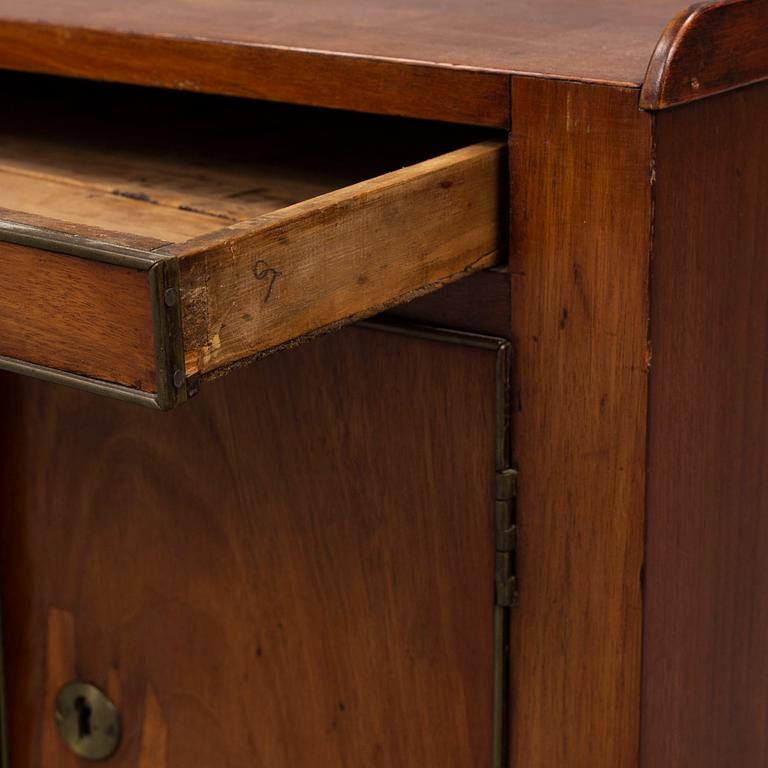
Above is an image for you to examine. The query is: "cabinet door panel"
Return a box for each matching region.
[0,322,500,767]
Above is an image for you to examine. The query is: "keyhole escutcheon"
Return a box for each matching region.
[54,681,121,761]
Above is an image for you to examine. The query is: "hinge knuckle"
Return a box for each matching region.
[495,551,517,607]
[495,526,516,553]
[495,468,517,500]
[494,468,518,607]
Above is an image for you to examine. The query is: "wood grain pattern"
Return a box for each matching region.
[0,21,509,127]
[0,74,502,400]
[169,142,505,377]
[0,207,169,251]
[40,610,79,768]
[0,0,734,124]
[641,0,768,109]
[138,687,168,768]
[0,119,360,241]
[0,324,499,767]
[508,79,652,766]
[642,83,768,767]
[385,268,510,338]
[0,141,332,225]
[0,71,493,242]
[0,242,156,390]
[0,70,491,182]
[0,168,226,243]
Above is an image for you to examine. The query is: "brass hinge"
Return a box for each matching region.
[354,317,516,768]
[495,468,518,607]
[492,467,517,768]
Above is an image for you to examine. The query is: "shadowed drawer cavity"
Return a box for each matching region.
[0,72,507,409]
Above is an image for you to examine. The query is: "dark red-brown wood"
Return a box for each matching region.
[1,1,765,127]
[641,0,768,109]
[0,0,688,83]
[0,241,156,390]
[642,82,768,767]
[0,324,500,768]
[509,79,652,767]
[2,0,760,124]
[386,269,510,338]
[0,20,509,127]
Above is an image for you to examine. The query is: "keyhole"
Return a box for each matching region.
[55,682,120,759]
[74,695,92,740]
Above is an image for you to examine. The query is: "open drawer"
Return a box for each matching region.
[0,74,505,409]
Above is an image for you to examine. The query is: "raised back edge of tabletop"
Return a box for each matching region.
[641,0,768,110]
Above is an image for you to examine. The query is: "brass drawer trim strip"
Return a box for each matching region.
[0,221,192,410]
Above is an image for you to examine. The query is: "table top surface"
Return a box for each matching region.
[0,0,765,124]
[0,0,692,86]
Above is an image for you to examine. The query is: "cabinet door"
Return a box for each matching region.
[0,320,510,767]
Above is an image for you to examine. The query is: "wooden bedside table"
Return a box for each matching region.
[0,1,765,766]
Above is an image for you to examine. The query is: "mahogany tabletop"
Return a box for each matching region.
[0,1,765,124]
[0,0,687,85]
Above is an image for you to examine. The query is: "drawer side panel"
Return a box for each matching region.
[172,141,505,378]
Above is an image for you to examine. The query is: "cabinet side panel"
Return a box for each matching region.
[509,79,652,767]
[643,83,768,767]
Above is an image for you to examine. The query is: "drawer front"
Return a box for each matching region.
[0,225,186,409]
[0,241,155,390]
